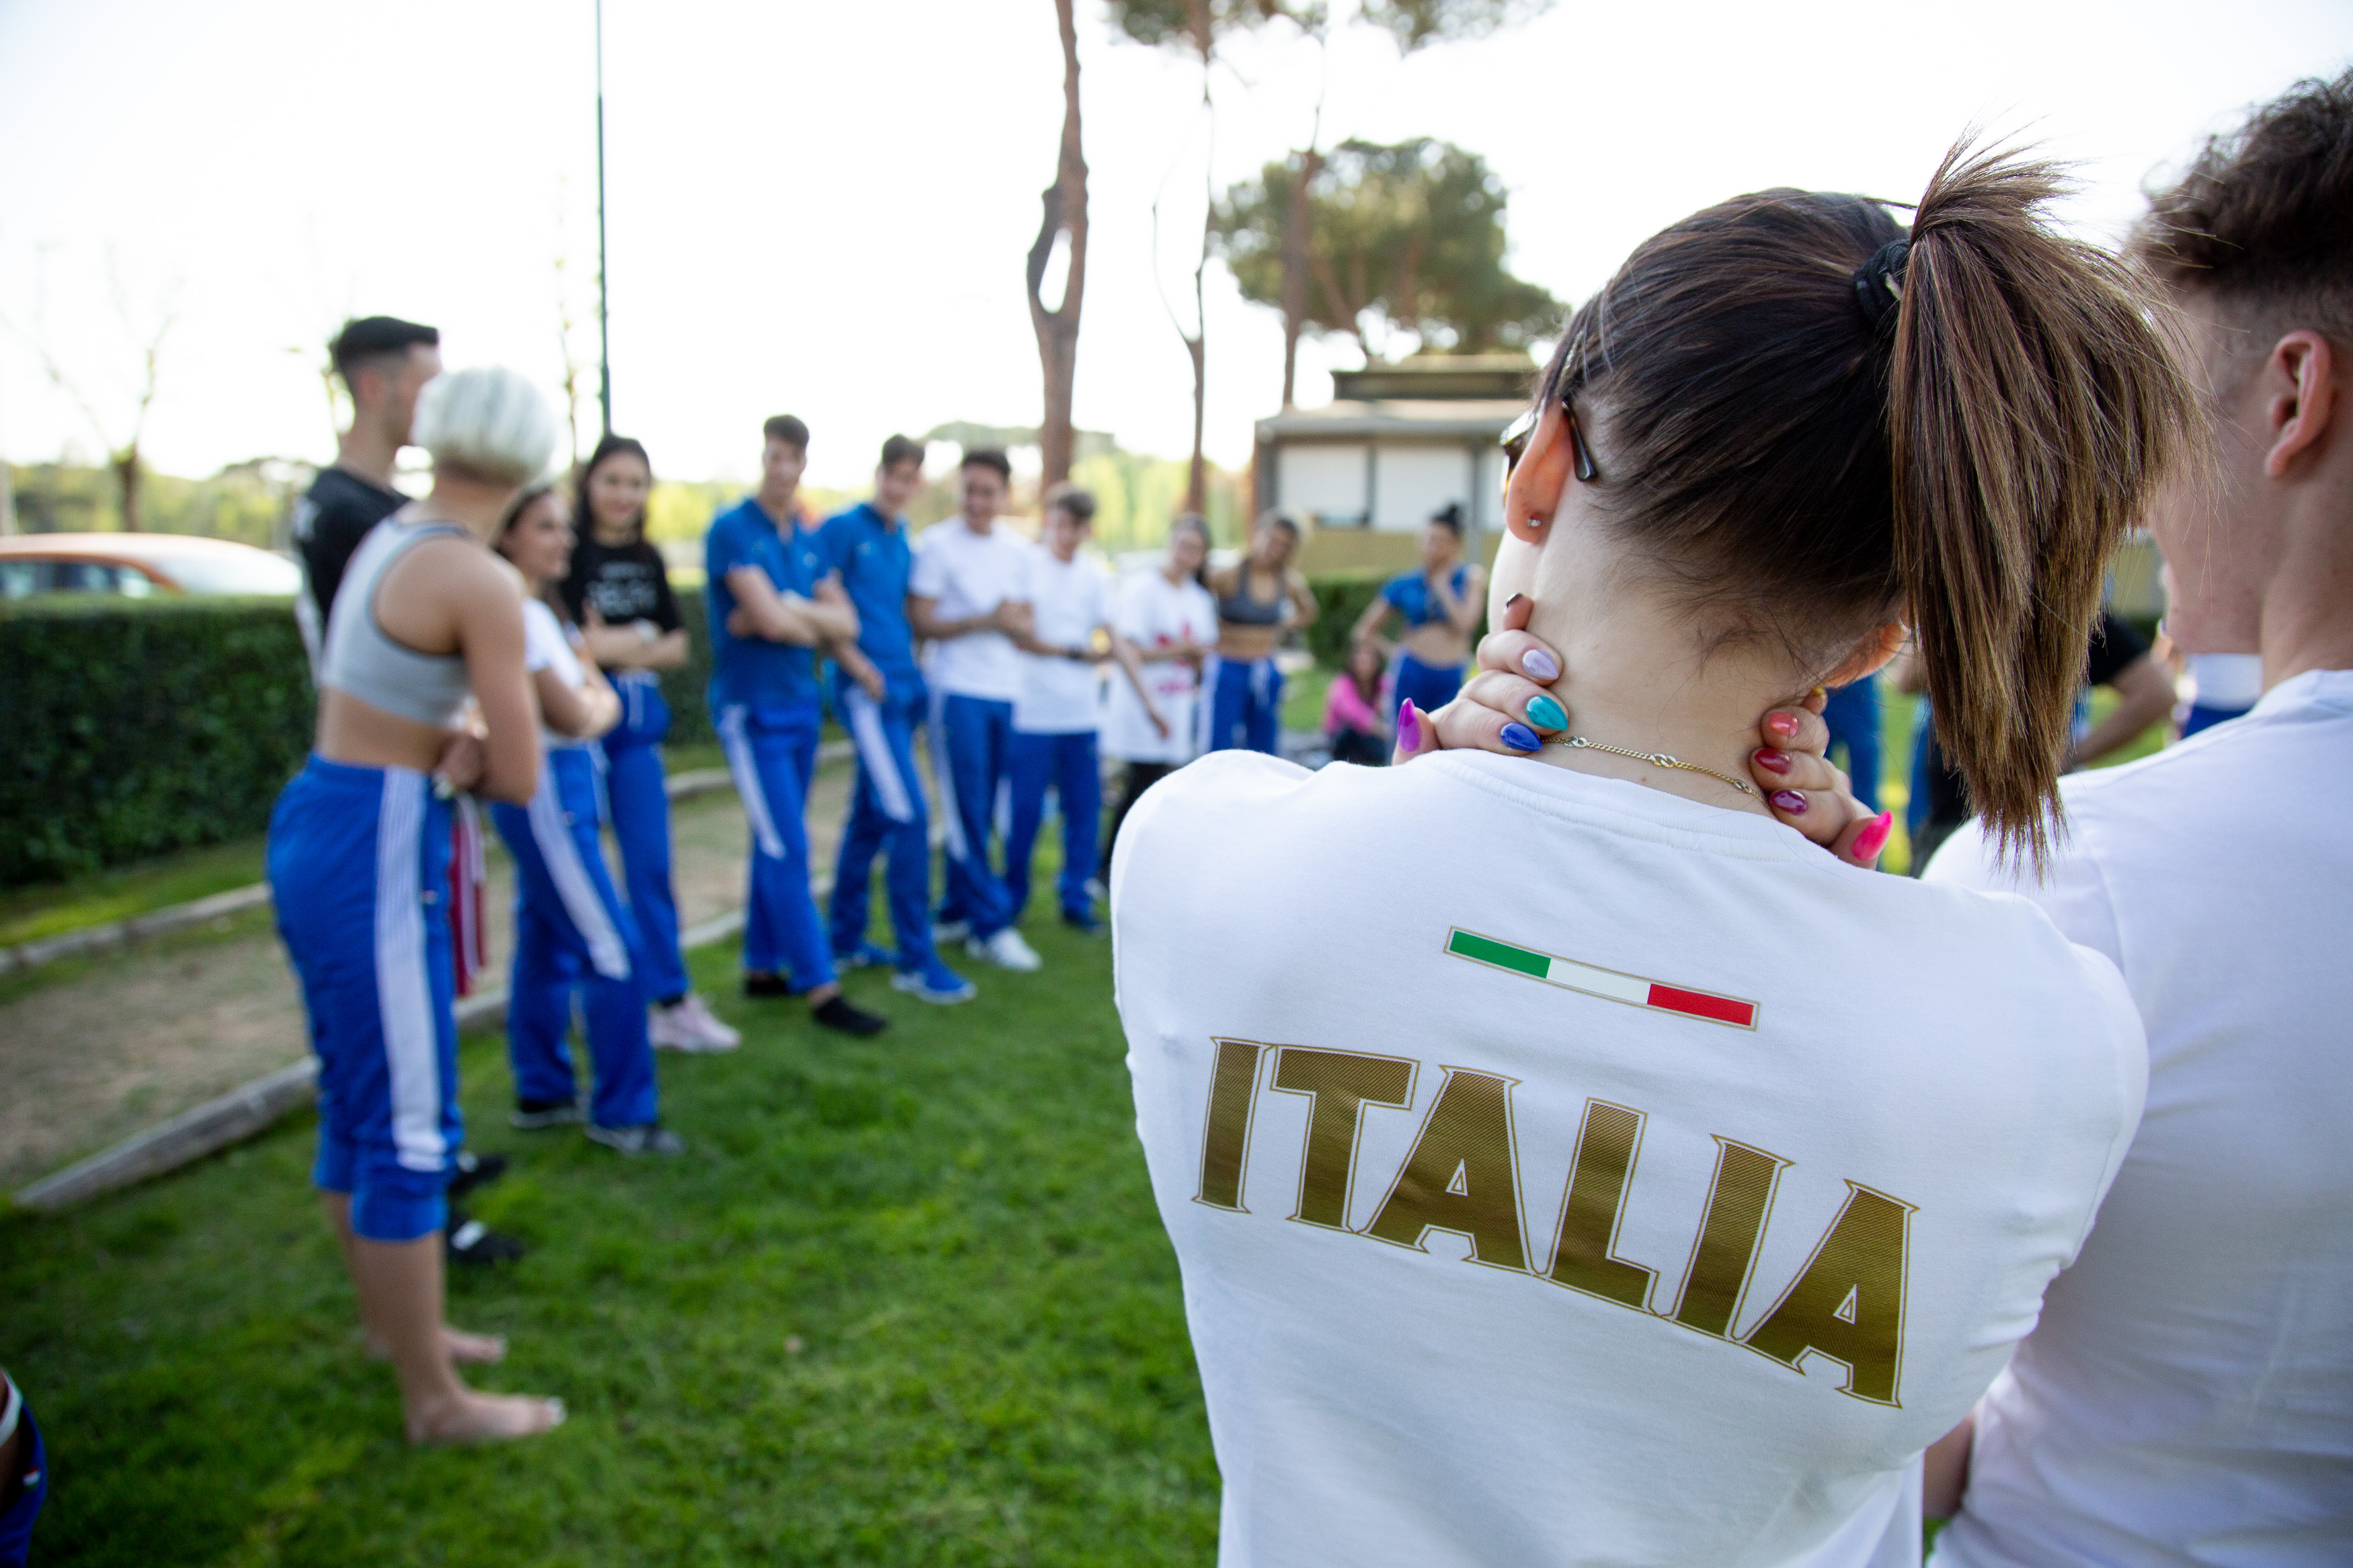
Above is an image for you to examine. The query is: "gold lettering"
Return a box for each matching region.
[1744,1183,1915,1405]
[1363,1069,1529,1270]
[1671,1139,1792,1337]
[1194,1038,1266,1211]
[1546,1100,1657,1309]
[1269,1048,1417,1231]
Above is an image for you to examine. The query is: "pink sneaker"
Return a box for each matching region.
[649,994,742,1053]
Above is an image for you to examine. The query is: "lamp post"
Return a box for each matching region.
[595,0,612,435]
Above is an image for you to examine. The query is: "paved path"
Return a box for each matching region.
[0,761,854,1190]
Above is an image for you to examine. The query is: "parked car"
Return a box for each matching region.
[0,533,302,600]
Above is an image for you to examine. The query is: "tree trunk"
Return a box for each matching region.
[113,446,141,533]
[1279,148,1322,407]
[1026,0,1088,490]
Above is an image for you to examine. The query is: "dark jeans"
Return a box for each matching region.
[1106,761,1180,868]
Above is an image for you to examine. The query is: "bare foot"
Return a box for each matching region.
[405,1389,565,1446]
[368,1325,508,1364]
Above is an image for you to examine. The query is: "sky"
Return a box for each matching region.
[0,0,2347,493]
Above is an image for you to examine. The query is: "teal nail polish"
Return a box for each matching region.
[1525,694,1568,731]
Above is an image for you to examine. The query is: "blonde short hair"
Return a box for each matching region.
[411,367,560,486]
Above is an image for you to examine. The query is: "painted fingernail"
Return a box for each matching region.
[1525,693,1568,730]
[1505,593,1527,610]
[1521,647,1560,682]
[1809,686,1827,700]
[1766,711,1800,740]
[1769,789,1808,815]
[1754,747,1792,775]
[1398,700,1422,751]
[1853,811,1893,860]
[1500,722,1543,753]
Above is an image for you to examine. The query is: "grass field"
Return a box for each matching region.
[1,905,1220,1566]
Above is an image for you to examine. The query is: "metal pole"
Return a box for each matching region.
[595,0,612,434]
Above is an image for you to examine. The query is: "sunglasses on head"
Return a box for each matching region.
[1500,376,1599,491]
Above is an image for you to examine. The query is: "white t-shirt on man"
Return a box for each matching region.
[1113,748,2146,1568]
[521,596,590,749]
[911,517,1032,703]
[1014,548,1113,735]
[1925,668,2353,1568]
[1101,568,1216,765]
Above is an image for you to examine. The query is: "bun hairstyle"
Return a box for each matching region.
[1430,502,1464,536]
[411,367,561,487]
[1542,139,2196,863]
[578,432,653,545]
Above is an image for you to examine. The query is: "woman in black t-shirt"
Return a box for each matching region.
[560,435,740,1052]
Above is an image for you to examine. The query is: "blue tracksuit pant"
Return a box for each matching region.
[1006,729,1101,921]
[717,700,837,989]
[928,692,1016,941]
[1820,673,1883,813]
[829,677,936,968]
[491,746,660,1130]
[269,755,458,1243]
[0,1397,46,1567]
[1207,655,1284,753]
[601,672,689,1004]
[1392,651,1464,716]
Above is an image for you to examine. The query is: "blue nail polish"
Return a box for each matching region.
[1525,694,1568,731]
[1500,722,1542,753]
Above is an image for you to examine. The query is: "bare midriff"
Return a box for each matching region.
[1399,614,1471,670]
[315,688,454,774]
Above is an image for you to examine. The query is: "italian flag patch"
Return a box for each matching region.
[1445,927,1759,1030]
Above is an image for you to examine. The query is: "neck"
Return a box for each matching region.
[962,512,993,534]
[2260,490,2353,688]
[337,419,400,488]
[420,476,514,547]
[755,486,797,526]
[1519,567,1802,818]
[1162,563,1186,585]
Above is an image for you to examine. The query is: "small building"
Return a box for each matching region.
[1252,355,1532,576]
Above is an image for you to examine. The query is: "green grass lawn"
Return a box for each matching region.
[1,905,1218,1566]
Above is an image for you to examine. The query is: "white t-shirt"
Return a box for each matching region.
[1113,749,2146,1568]
[1924,668,2353,1568]
[911,518,1032,702]
[521,596,590,749]
[1101,569,1217,764]
[1014,547,1113,735]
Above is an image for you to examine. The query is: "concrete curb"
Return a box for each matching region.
[0,746,842,979]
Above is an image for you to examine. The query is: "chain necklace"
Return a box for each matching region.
[1558,735,1756,798]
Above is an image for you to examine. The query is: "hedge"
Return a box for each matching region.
[1,597,318,886]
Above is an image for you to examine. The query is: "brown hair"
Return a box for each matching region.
[494,483,575,625]
[1542,140,2196,862]
[762,414,809,451]
[576,432,652,546]
[1045,481,1097,524]
[2131,70,2353,341]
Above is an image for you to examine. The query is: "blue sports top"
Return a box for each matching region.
[816,501,921,692]
[705,497,828,710]
[1383,564,1471,628]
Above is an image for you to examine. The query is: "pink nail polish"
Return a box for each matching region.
[1398,700,1421,751]
[1769,790,1808,815]
[1522,647,1560,682]
[1766,712,1800,741]
[1853,811,1893,860]
[1754,748,1792,775]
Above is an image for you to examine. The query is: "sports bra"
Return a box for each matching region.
[318,518,475,726]
[1218,564,1285,628]
[1384,564,1470,628]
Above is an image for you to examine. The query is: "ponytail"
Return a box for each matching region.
[1890,144,2198,863]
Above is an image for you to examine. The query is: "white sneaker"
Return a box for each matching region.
[1083,876,1107,903]
[932,917,972,943]
[649,993,742,1053]
[967,927,1043,973]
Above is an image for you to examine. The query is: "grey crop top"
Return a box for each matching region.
[317,518,475,725]
[1218,564,1285,628]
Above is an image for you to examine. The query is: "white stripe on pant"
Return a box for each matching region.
[372,766,446,1173]
[719,704,788,859]
[526,753,632,981]
[844,685,916,824]
[926,690,971,861]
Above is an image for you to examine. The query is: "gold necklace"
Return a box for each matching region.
[1559,735,1756,798]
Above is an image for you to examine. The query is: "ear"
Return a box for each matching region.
[1824,620,1909,687]
[2264,331,2338,479]
[1503,402,1578,544]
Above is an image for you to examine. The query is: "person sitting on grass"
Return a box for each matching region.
[1114,141,2194,1562]
[492,485,688,1156]
[1323,636,1393,767]
[268,365,565,1443]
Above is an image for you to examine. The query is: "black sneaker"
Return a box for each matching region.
[446,1149,508,1200]
[744,971,795,998]
[811,994,888,1037]
[1062,911,1104,936]
[510,1097,585,1130]
[446,1216,527,1266]
[585,1122,688,1157]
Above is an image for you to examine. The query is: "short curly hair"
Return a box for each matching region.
[2132,70,2353,339]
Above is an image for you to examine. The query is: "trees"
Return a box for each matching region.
[4,253,176,533]
[1025,0,1090,490]
[1215,137,1558,363]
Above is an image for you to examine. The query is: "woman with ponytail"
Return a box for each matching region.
[1113,142,2193,1564]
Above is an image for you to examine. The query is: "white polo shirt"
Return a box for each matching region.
[521,596,590,750]
[1102,568,1217,765]
[1925,669,2353,1568]
[1114,748,2145,1568]
[1014,546,1113,735]
[911,517,1032,703]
